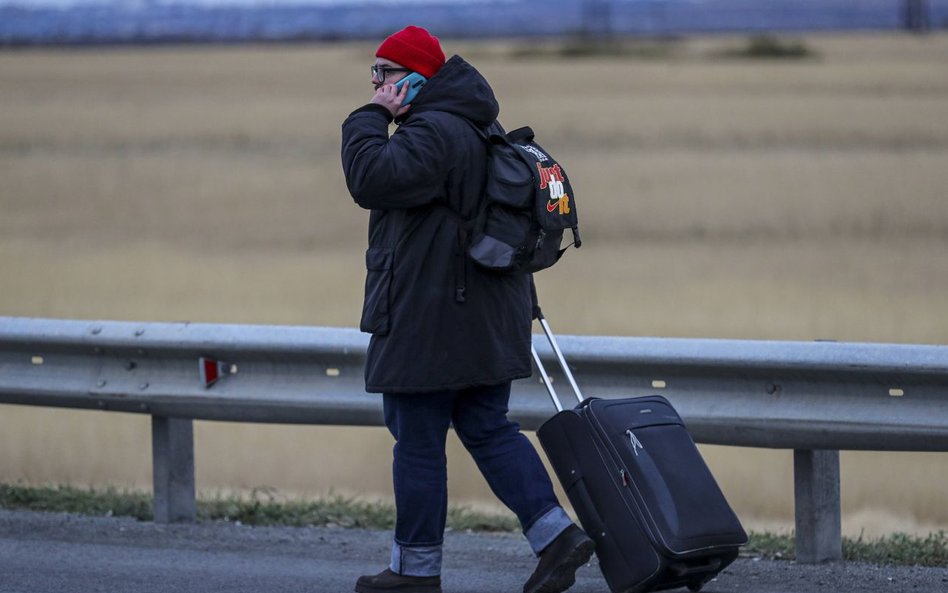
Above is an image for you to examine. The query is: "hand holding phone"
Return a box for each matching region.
[394,72,427,105]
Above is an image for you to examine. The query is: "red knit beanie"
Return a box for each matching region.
[375,26,445,79]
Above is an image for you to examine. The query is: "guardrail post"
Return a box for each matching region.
[151,416,196,523]
[793,449,842,563]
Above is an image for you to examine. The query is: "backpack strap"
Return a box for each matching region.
[435,117,497,302]
[507,126,534,143]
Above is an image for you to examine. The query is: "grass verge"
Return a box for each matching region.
[0,483,519,532]
[2,483,945,567]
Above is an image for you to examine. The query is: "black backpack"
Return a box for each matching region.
[463,123,581,274]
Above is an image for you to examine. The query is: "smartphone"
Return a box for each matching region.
[394,72,427,105]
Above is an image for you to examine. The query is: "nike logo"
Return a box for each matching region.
[547,201,558,212]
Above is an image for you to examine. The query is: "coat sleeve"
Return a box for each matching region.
[341,106,454,210]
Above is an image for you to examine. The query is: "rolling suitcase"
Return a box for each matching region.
[532,311,747,593]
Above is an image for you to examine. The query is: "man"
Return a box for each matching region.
[341,26,594,593]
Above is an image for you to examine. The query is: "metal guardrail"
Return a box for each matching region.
[1,316,947,563]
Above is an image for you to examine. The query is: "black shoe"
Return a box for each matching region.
[523,525,595,593]
[354,568,442,593]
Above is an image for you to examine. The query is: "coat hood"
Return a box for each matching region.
[401,55,499,126]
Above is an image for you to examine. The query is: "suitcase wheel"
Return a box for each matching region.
[687,583,703,592]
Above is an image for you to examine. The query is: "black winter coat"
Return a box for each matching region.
[341,56,533,394]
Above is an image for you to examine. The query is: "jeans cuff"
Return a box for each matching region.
[390,541,442,577]
[524,506,573,556]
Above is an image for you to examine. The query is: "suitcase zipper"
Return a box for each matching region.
[626,429,644,456]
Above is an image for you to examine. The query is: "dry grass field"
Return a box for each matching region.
[1,33,947,536]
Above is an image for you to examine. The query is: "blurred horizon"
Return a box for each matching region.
[2,0,947,45]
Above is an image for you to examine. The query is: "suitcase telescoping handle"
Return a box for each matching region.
[531,308,585,412]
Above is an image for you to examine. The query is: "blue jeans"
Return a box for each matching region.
[383,381,572,577]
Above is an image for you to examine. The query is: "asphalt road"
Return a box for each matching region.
[1,510,945,593]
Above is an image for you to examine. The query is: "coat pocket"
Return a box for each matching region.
[360,247,393,335]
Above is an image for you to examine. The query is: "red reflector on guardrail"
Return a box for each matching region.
[199,356,230,388]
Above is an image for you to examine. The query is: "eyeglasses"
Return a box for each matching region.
[371,64,411,84]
